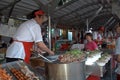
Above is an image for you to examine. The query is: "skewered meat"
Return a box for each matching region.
[21,66,39,80]
[10,68,30,80]
[0,68,12,80]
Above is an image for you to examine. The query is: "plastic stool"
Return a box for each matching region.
[117,74,120,80]
[87,75,101,80]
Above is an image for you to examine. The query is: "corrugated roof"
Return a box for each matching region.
[0,0,119,30]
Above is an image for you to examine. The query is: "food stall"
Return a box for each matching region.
[0,49,113,80]
[30,49,113,80]
[86,50,112,77]
[0,61,43,80]
[0,0,119,80]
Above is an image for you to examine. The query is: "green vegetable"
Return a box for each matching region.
[65,49,83,56]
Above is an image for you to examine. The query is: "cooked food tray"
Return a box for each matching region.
[1,61,43,80]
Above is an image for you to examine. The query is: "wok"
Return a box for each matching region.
[45,56,86,80]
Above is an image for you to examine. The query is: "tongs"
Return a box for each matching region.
[32,50,54,62]
[38,54,53,63]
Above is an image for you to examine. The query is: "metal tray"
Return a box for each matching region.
[1,61,43,80]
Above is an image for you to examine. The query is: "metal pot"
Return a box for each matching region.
[45,61,86,80]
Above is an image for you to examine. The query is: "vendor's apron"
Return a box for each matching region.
[14,40,34,63]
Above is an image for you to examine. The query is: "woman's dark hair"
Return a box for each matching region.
[27,9,42,19]
[85,33,93,39]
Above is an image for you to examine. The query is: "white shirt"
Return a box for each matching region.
[115,37,120,74]
[115,37,120,54]
[6,19,43,59]
[93,31,102,40]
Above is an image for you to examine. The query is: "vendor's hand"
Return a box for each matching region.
[37,48,45,53]
[49,51,54,55]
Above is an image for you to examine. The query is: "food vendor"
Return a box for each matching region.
[5,10,54,63]
[115,23,120,80]
[85,33,98,51]
[93,26,104,45]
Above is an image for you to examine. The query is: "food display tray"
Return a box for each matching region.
[1,61,44,80]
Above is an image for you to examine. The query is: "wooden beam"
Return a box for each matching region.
[0,0,20,11]
[7,0,21,22]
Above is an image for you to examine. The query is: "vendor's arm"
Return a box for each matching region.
[115,37,120,62]
[37,41,54,55]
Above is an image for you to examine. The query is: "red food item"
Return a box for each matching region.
[117,74,120,80]
[87,75,100,80]
[60,44,69,50]
[0,68,12,80]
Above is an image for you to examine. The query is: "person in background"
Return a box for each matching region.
[115,24,120,40]
[6,10,54,63]
[93,26,104,45]
[85,33,98,51]
[115,23,120,80]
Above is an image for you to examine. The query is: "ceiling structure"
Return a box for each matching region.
[0,0,120,30]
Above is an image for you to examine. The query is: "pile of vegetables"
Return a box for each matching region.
[87,50,101,57]
[58,49,86,63]
[98,53,111,62]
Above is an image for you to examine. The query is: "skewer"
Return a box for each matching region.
[38,54,53,62]
[6,64,13,70]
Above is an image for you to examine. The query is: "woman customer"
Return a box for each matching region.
[85,33,100,80]
[85,33,98,51]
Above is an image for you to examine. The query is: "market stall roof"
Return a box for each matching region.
[0,0,119,30]
[51,0,119,30]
